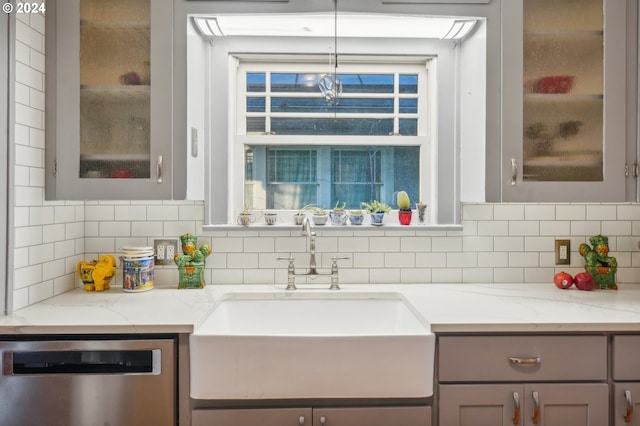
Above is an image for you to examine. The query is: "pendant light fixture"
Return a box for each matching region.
[318,0,342,104]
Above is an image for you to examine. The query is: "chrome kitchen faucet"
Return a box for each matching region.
[277,216,349,290]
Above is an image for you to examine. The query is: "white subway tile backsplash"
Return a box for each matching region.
[54,239,76,259]
[370,236,400,252]
[274,237,306,253]
[493,268,524,283]
[85,205,115,221]
[29,243,53,265]
[461,203,493,220]
[509,252,539,268]
[15,186,43,207]
[556,205,586,221]
[29,206,53,225]
[131,221,163,237]
[42,259,64,282]
[509,221,539,236]
[14,166,30,186]
[524,236,554,252]
[431,268,462,283]
[494,204,525,221]
[369,268,401,284]
[539,220,570,236]
[147,205,180,221]
[478,252,509,268]
[15,63,43,93]
[14,264,42,290]
[14,225,43,247]
[29,281,54,305]
[431,236,463,252]
[42,224,65,243]
[29,167,44,187]
[385,252,415,268]
[462,268,494,283]
[618,205,640,220]
[84,237,115,254]
[477,220,508,236]
[15,19,43,52]
[353,252,385,268]
[99,221,131,237]
[570,221,601,236]
[463,236,493,252]
[586,204,617,220]
[446,252,477,268]
[524,204,556,220]
[8,15,640,304]
[602,221,632,236]
[493,236,524,252]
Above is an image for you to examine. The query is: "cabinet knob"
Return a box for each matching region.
[625,390,634,423]
[320,416,326,426]
[298,415,305,425]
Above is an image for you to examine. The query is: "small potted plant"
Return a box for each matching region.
[329,201,347,225]
[348,209,364,225]
[304,205,329,225]
[292,205,308,225]
[397,191,412,225]
[361,200,391,225]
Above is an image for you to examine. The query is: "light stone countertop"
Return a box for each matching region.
[1,283,640,334]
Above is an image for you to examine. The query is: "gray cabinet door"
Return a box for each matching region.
[523,383,608,426]
[439,384,523,426]
[313,406,431,426]
[192,408,313,426]
[614,383,640,426]
[439,383,608,426]
[45,0,179,200]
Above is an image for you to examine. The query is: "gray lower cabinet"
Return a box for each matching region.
[192,406,432,426]
[438,335,609,425]
[439,383,608,426]
[613,335,640,425]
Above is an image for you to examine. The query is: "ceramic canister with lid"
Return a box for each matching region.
[121,246,155,292]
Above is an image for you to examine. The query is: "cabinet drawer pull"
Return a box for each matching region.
[509,356,541,365]
[625,390,633,423]
[320,415,326,426]
[512,392,520,425]
[532,391,540,424]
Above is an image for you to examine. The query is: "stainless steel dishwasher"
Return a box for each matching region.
[0,335,176,426]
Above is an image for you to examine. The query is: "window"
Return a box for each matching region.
[236,59,431,212]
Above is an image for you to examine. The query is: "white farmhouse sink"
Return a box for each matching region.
[190,292,435,400]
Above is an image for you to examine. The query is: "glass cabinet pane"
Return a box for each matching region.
[522,0,603,182]
[79,0,151,179]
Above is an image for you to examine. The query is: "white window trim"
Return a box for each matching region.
[227,55,436,224]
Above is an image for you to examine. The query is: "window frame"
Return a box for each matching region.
[230,56,435,221]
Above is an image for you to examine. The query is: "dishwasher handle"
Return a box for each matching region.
[3,349,162,375]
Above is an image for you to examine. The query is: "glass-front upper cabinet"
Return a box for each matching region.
[45,0,177,199]
[502,0,633,201]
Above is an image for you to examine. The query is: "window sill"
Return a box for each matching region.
[202,223,463,233]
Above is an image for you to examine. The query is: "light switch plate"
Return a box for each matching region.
[555,239,571,265]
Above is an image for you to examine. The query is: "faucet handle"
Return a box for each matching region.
[331,256,350,263]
